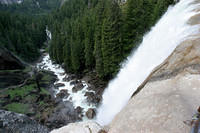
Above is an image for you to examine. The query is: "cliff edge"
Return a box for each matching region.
[48,2,200,133]
[108,14,200,133]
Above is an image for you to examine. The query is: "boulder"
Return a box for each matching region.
[70,80,81,85]
[63,74,77,82]
[0,47,25,70]
[75,106,83,114]
[72,83,85,93]
[47,101,80,129]
[50,121,102,133]
[86,108,96,119]
[59,72,65,76]
[54,83,65,88]
[62,76,68,81]
[85,92,101,104]
[0,110,49,133]
[56,90,69,99]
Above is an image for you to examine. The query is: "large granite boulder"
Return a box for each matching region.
[72,83,85,93]
[51,121,103,133]
[46,101,81,129]
[0,110,49,133]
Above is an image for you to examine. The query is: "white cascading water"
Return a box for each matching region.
[37,28,96,118]
[96,0,200,125]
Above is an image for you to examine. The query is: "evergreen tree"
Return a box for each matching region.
[83,14,95,70]
[0,12,47,62]
[102,0,123,78]
[48,0,175,79]
[94,0,106,78]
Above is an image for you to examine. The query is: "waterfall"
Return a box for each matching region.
[46,27,52,40]
[96,0,200,126]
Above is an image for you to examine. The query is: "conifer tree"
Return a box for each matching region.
[83,14,95,70]
[94,0,106,78]
[102,0,123,78]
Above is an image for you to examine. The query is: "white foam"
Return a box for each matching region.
[96,0,200,125]
[37,54,95,117]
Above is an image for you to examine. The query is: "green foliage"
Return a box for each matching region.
[48,0,174,79]
[40,88,50,95]
[102,0,123,78]
[6,84,35,100]
[123,0,175,57]
[93,0,106,78]
[83,13,95,69]
[0,12,47,62]
[4,103,30,114]
[0,0,61,62]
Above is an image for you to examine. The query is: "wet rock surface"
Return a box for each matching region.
[0,110,49,133]
[54,83,65,88]
[85,92,101,105]
[72,83,85,93]
[46,101,81,129]
[149,38,200,82]
[86,108,96,119]
[81,71,107,104]
[109,21,200,133]
[70,80,81,85]
[63,74,77,82]
[75,106,83,114]
[56,89,69,99]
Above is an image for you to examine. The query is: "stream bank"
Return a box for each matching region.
[0,51,107,131]
[0,28,107,130]
[36,52,107,120]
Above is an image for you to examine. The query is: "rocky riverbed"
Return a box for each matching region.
[0,47,105,130]
[0,45,107,131]
[36,53,99,120]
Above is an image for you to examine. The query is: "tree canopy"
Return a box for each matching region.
[46,0,175,79]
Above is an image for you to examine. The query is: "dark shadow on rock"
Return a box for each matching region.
[0,47,26,70]
[0,110,49,133]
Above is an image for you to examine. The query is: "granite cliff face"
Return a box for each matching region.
[108,15,200,133]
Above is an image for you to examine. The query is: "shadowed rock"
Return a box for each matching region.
[0,47,25,70]
[85,92,101,105]
[72,83,85,93]
[0,110,49,133]
[56,90,69,99]
[55,83,65,88]
[86,108,96,119]
[47,101,81,129]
